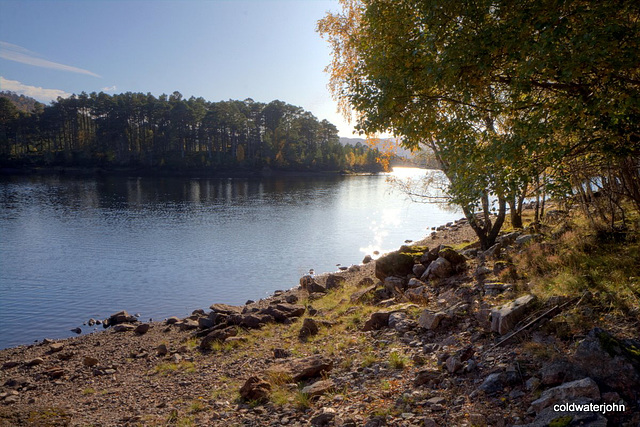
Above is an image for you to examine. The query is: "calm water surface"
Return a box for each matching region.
[0,169,460,349]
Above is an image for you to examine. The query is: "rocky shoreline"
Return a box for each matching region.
[1,216,639,426]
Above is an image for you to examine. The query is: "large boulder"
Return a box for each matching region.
[437,247,467,266]
[529,377,600,413]
[572,328,640,400]
[490,294,537,335]
[375,246,426,280]
[420,257,453,280]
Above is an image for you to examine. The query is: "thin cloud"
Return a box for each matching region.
[0,76,71,102]
[101,85,117,92]
[0,41,101,78]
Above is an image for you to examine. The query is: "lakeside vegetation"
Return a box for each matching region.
[0,91,383,174]
[319,0,640,250]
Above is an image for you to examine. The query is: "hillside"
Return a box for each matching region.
[0,91,41,113]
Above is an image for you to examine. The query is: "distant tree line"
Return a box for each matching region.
[0,91,383,173]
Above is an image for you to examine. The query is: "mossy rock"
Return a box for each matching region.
[595,329,640,368]
[376,245,426,280]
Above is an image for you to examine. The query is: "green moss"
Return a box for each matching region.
[596,330,640,366]
[27,407,72,426]
[549,415,573,427]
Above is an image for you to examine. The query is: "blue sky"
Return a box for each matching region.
[0,0,361,137]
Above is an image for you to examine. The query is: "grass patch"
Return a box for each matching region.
[517,217,640,316]
[82,387,96,395]
[293,391,312,410]
[153,361,196,376]
[388,350,408,369]
[361,353,377,368]
[27,407,72,426]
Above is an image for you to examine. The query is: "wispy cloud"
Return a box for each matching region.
[0,76,71,102]
[0,41,101,78]
[101,85,117,92]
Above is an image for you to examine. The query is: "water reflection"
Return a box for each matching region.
[0,171,460,348]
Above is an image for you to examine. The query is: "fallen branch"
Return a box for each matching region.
[489,291,589,349]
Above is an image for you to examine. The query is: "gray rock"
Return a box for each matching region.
[362,311,391,331]
[482,243,502,259]
[165,316,180,325]
[273,348,291,359]
[200,326,238,350]
[490,294,537,335]
[235,313,274,329]
[299,318,319,339]
[239,376,271,402]
[209,303,243,315]
[445,356,463,373]
[273,303,306,318]
[302,379,334,397]
[311,407,336,426]
[573,328,640,401]
[125,323,145,335]
[26,358,44,367]
[383,276,405,293]
[483,282,512,296]
[104,310,138,327]
[82,356,99,367]
[421,257,453,280]
[529,377,600,413]
[307,280,328,294]
[414,368,441,387]
[540,359,587,386]
[412,263,427,278]
[478,371,519,395]
[388,312,416,333]
[177,319,199,331]
[113,323,136,332]
[198,316,215,329]
[520,402,607,427]
[49,343,64,353]
[326,274,346,289]
[404,286,428,304]
[438,247,466,265]
[418,310,446,330]
[474,265,493,277]
[273,354,333,381]
[375,249,417,280]
[515,234,539,246]
[407,277,425,288]
[350,285,377,304]
[497,231,521,246]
